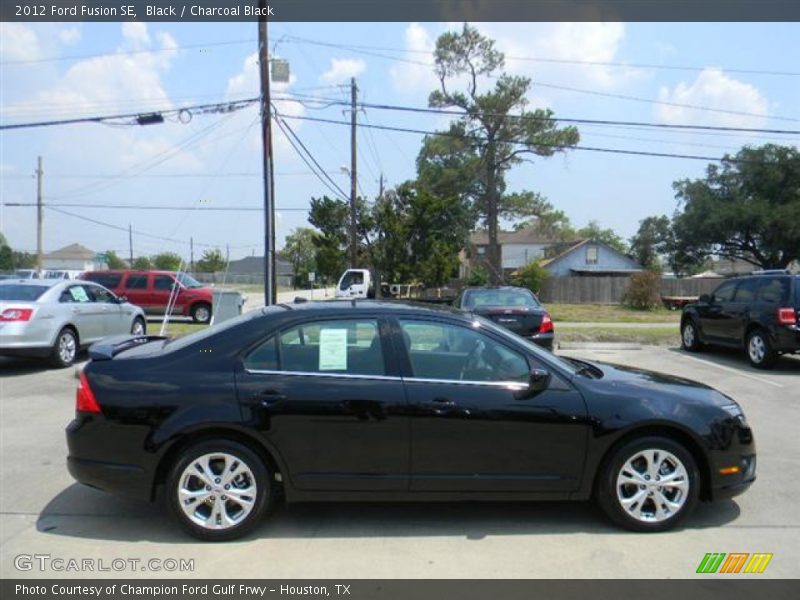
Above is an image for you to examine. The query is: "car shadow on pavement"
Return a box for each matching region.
[37,483,741,544]
[667,346,800,378]
[0,356,86,375]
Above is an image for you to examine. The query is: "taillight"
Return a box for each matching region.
[777,307,797,326]
[76,371,101,414]
[0,308,33,322]
[539,312,554,334]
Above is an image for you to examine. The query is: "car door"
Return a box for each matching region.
[151,274,183,316]
[59,284,106,342]
[235,316,410,491]
[122,273,150,312]
[396,317,588,493]
[728,278,762,344]
[698,280,739,342]
[84,283,124,336]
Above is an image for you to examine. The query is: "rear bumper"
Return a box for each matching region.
[773,325,800,353]
[528,332,555,350]
[0,345,52,358]
[67,456,152,501]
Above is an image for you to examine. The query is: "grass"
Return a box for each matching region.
[146,319,208,338]
[547,303,681,323]
[556,326,679,346]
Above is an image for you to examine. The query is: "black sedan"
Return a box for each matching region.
[453,286,554,349]
[67,301,755,541]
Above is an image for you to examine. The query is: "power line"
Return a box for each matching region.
[0,97,259,131]
[277,112,787,165]
[8,202,310,212]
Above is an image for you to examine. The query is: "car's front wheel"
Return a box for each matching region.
[131,317,146,336]
[746,328,777,369]
[191,303,211,324]
[166,440,273,541]
[681,320,703,352]
[597,436,699,532]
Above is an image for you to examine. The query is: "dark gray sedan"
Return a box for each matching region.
[0,279,146,367]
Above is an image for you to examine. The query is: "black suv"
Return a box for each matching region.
[681,271,799,368]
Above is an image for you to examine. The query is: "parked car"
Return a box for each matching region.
[14,269,41,279]
[81,270,216,323]
[44,269,84,280]
[0,279,146,367]
[67,300,754,541]
[680,271,799,368]
[453,286,554,349]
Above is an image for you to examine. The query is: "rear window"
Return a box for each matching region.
[0,284,48,301]
[85,273,122,289]
[462,289,540,310]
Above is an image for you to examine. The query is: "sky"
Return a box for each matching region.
[1,21,799,262]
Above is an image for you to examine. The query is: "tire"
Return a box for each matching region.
[191,303,212,324]
[746,328,777,369]
[50,327,78,368]
[166,440,273,541]
[681,319,703,352]
[131,317,146,336]
[597,436,699,532]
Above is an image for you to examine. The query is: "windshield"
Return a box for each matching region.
[177,273,204,288]
[0,284,49,301]
[471,314,580,375]
[463,289,540,310]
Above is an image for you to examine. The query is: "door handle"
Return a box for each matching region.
[246,390,287,407]
[429,396,456,407]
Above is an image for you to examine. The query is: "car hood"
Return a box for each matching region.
[585,360,735,409]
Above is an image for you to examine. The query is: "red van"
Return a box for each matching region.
[81,270,215,323]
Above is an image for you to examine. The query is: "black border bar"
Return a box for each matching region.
[3,0,800,22]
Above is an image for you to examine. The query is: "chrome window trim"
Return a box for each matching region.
[244,368,528,389]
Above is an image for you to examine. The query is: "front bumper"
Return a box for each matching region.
[707,415,756,501]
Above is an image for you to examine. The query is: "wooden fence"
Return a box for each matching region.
[537,276,722,304]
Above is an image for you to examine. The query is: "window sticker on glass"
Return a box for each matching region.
[69,286,89,302]
[319,328,348,371]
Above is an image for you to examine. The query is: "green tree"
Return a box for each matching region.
[280,227,318,288]
[12,251,36,269]
[195,248,227,273]
[629,215,674,271]
[426,24,580,283]
[103,250,127,269]
[576,220,628,254]
[151,252,183,271]
[308,196,351,282]
[510,260,549,294]
[0,244,13,271]
[132,256,153,270]
[672,144,800,269]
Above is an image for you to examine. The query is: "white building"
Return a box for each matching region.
[43,243,106,272]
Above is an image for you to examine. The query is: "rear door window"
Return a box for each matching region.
[733,278,760,303]
[125,275,148,289]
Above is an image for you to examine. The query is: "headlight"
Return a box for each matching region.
[721,403,744,418]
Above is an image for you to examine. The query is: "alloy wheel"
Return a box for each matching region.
[131,320,145,336]
[177,453,257,530]
[682,323,695,348]
[748,334,766,364]
[616,448,689,523]
[58,331,77,364]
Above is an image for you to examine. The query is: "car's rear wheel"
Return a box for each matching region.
[50,327,78,368]
[191,303,211,324]
[166,440,273,541]
[131,317,146,336]
[597,436,699,532]
[746,328,777,369]
[681,320,703,352]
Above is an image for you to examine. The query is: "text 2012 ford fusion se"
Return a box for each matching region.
[66,301,755,541]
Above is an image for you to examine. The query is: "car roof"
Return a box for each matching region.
[271,299,466,317]
[462,286,531,291]
[0,278,62,288]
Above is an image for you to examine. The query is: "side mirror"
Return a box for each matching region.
[515,368,551,399]
[117,295,128,304]
[698,293,711,304]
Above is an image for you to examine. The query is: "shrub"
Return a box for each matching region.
[510,260,549,294]
[623,270,662,310]
[467,265,489,286]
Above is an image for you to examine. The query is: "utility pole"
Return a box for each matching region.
[190,237,194,272]
[225,243,230,265]
[258,0,275,305]
[36,156,43,273]
[128,224,133,265]
[349,77,358,269]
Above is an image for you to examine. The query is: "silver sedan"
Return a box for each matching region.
[0,279,146,368]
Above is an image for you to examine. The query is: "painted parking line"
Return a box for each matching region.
[675,353,783,388]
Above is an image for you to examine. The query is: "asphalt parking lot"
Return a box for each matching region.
[1,345,798,579]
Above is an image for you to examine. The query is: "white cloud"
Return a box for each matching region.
[58,27,82,46]
[655,68,770,127]
[0,23,42,62]
[389,23,439,93]
[320,58,366,84]
[121,22,151,47]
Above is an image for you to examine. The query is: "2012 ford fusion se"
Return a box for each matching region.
[66,300,755,541]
